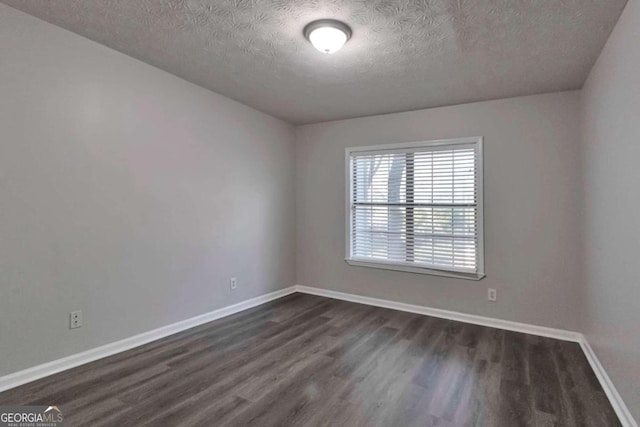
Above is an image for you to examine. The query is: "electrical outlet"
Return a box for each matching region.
[488,288,497,302]
[70,311,82,329]
[230,277,237,291]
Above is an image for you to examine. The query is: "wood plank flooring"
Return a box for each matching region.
[0,293,621,426]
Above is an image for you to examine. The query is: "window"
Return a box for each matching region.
[345,137,484,280]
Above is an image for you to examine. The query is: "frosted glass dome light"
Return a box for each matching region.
[304,20,352,54]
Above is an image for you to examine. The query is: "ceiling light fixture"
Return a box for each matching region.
[304,19,352,54]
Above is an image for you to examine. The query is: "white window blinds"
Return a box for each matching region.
[347,138,484,278]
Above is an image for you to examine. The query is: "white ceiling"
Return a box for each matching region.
[2,0,628,124]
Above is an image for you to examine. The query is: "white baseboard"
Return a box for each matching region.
[295,284,637,427]
[1,284,635,427]
[0,286,297,393]
[294,285,581,341]
[579,339,638,427]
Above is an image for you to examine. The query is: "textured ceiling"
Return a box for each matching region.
[2,0,628,124]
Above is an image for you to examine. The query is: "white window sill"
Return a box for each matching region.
[345,258,486,281]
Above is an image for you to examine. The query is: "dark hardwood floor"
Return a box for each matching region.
[0,293,620,426]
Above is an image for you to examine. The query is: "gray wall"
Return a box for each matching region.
[296,91,584,331]
[0,4,296,376]
[581,0,640,420]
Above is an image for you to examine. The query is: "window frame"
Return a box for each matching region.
[345,136,485,281]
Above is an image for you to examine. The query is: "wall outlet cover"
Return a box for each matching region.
[70,311,82,329]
